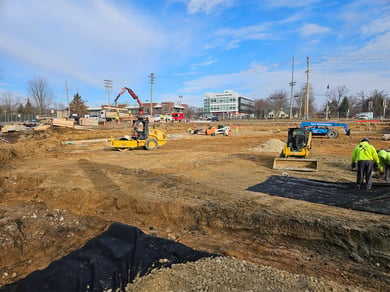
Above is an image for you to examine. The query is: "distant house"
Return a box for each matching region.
[267,109,289,119]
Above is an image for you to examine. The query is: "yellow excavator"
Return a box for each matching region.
[273,127,318,171]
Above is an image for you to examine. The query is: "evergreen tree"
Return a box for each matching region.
[16,103,25,114]
[69,93,88,117]
[25,98,35,114]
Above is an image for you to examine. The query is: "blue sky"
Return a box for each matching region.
[1,0,389,109]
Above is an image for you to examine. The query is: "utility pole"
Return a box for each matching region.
[305,56,310,120]
[149,73,155,115]
[104,80,112,107]
[298,91,303,120]
[325,84,330,120]
[65,80,70,117]
[289,56,296,119]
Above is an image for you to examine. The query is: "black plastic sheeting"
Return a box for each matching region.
[1,222,218,292]
[247,175,390,215]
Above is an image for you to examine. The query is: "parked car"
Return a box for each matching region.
[356,112,373,120]
[152,114,162,122]
[207,116,219,121]
[172,113,185,121]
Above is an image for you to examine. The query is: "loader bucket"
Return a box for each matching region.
[273,158,318,172]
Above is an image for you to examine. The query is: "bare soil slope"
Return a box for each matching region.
[0,120,389,291]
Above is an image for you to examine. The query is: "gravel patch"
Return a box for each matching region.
[127,256,363,292]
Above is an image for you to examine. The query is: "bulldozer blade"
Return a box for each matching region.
[273,158,318,172]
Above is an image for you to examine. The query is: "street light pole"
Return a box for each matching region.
[104,80,112,107]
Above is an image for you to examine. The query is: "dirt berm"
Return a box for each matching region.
[0,120,389,291]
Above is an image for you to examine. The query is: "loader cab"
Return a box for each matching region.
[288,128,310,152]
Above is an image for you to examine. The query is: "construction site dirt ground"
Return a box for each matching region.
[0,120,389,291]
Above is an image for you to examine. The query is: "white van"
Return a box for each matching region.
[356,112,373,120]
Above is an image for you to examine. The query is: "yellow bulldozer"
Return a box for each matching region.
[273,127,318,171]
[110,117,167,151]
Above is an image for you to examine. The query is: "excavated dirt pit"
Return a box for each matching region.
[0,121,389,291]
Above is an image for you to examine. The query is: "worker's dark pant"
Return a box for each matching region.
[357,160,374,189]
[384,163,390,183]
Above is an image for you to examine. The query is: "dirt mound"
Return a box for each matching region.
[0,201,108,285]
[250,138,284,152]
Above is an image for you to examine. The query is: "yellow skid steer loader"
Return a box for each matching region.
[273,127,318,171]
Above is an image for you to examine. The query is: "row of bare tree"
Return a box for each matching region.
[1,72,389,120]
[254,85,389,119]
[0,76,57,116]
[0,76,89,118]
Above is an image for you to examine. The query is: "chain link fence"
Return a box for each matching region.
[0,113,37,125]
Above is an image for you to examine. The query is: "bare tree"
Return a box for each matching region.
[347,96,361,116]
[368,89,389,118]
[325,85,349,118]
[28,76,53,115]
[0,91,17,112]
[187,106,203,119]
[267,90,288,119]
[295,85,315,119]
[254,99,271,119]
[356,91,367,111]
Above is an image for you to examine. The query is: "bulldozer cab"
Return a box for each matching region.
[288,128,310,152]
[133,118,149,140]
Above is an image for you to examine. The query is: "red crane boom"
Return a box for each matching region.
[114,87,144,116]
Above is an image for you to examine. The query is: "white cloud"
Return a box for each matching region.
[263,0,322,9]
[361,13,390,36]
[216,24,272,40]
[190,57,218,70]
[298,23,330,38]
[187,0,234,14]
[213,24,275,49]
[180,62,291,100]
[0,0,194,90]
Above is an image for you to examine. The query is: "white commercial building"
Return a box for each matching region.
[203,90,254,119]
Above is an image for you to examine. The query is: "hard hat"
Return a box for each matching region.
[361,137,369,142]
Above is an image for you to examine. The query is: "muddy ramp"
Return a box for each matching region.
[248,175,390,215]
[1,222,217,292]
